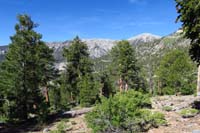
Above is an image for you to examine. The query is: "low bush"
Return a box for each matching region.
[0,114,8,123]
[162,87,176,95]
[86,90,166,132]
[179,108,199,118]
[162,106,173,112]
[50,121,66,133]
[180,84,195,95]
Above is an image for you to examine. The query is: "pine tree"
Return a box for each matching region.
[78,74,97,107]
[37,44,58,106]
[176,0,200,95]
[110,40,145,92]
[61,36,97,106]
[0,14,56,121]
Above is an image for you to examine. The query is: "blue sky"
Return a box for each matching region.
[0,0,181,45]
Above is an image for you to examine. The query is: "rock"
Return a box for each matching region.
[62,107,93,117]
[43,127,50,133]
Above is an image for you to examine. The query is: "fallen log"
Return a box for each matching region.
[62,107,93,117]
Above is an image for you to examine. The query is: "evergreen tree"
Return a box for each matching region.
[156,49,196,95]
[78,74,97,107]
[100,72,115,98]
[61,36,97,106]
[37,44,58,106]
[48,78,67,111]
[175,0,200,95]
[110,40,145,92]
[0,14,56,121]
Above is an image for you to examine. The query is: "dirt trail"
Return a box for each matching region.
[10,96,200,133]
[45,114,91,133]
[149,96,200,133]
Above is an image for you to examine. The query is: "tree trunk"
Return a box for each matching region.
[197,65,200,96]
[125,83,128,92]
[100,83,103,96]
[70,92,73,101]
[119,77,124,92]
[158,80,161,95]
[44,86,50,106]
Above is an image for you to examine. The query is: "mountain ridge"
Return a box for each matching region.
[0,31,189,70]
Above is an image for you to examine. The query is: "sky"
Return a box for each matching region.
[0,0,181,45]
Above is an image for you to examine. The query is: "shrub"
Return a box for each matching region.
[180,83,196,95]
[162,106,173,112]
[50,121,66,133]
[86,90,166,132]
[0,115,8,123]
[162,87,176,95]
[179,108,199,118]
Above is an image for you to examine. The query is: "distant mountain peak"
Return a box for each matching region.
[128,33,161,42]
[128,33,161,46]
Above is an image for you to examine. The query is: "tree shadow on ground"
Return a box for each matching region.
[192,100,200,110]
[0,112,72,133]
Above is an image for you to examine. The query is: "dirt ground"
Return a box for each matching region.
[43,96,200,133]
[46,114,92,133]
[3,95,200,133]
[149,96,200,133]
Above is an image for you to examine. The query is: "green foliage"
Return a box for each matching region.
[162,87,176,95]
[56,121,66,133]
[110,40,145,91]
[100,71,115,98]
[0,114,9,123]
[180,83,196,95]
[48,78,71,112]
[156,49,196,95]
[78,75,97,107]
[176,0,200,64]
[60,37,98,107]
[179,108,199,118]
[0,14,56,121]
[86,90,166,132]
[139,109,167,128]
[162,106,173,112]
[50,121,67,133]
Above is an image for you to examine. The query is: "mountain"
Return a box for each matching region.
[82,39,117,58]
[135,30,189,57]
[0,31,190,70]
[0,33,161,61]
[48,33,160,64]
[128,33,161,45]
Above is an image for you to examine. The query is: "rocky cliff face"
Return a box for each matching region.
[82,39,117,58]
